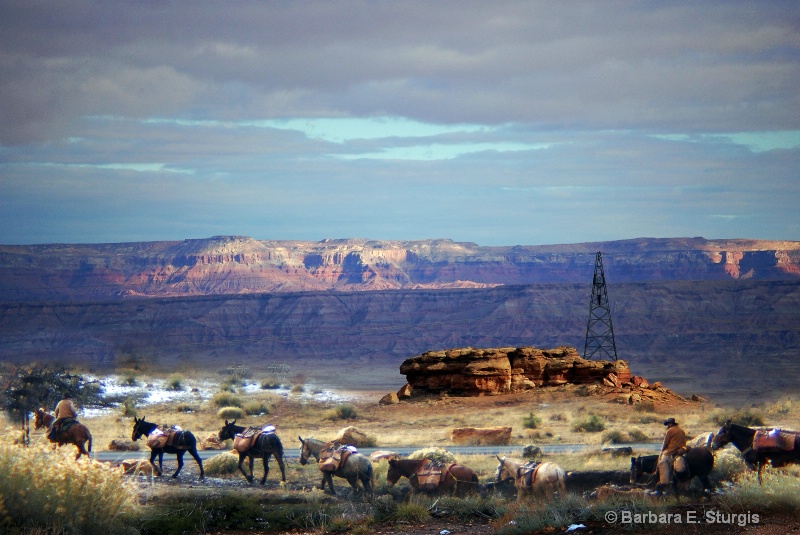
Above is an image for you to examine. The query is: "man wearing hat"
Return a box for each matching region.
[49,392,78,440]
[656,417,687,494]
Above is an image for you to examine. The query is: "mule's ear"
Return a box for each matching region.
[299,436,304,444]
[726,418,732,425]
[231,419,236,425]
[225,420,229,425]
[496,455,502,462]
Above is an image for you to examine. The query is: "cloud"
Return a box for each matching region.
[0,1,798,245]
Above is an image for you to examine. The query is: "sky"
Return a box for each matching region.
[1,1,798,246]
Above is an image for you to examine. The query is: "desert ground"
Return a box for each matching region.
[5,358,800,535]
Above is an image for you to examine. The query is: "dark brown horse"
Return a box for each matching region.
[387,458,478,495]
[34,408,92,460]
[218,420,286,485]
[131,416,204,479]
[712,420,800,483]
[630,446,715,494]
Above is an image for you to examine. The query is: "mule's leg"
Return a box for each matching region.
[274,452,287,482]
[189,448,204,479]
[323,472,336,495]
[360,470,372,494]
[150,450,163,476]
[173,450,186,478]
[237,453,252,482]
[757,463,763,485]
[260,454,270,485]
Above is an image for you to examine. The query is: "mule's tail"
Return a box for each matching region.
[88,430,93,453]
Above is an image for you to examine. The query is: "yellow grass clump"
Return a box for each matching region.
[0,440,138,534]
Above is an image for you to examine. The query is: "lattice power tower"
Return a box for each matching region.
[583,251,618,360]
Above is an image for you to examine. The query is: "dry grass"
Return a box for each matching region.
[30,366,800,454]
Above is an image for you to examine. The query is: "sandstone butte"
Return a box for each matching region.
[395,345,688,405]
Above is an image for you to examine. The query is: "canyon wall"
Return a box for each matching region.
[1,236,799,301]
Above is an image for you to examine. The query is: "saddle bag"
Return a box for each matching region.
[415,461,448,491]
[673,455,688,474]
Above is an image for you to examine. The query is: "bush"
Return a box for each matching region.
[408,447,456,464]
[601,429,625,444]
[120,397,137,417]
[522,411,542,430]
[291,384,305,394]
[204,452,240,476]
[325,404,358,420]
[712,409,765,428]
[212,391,243,408]
[0,443,137,534]
[627,428,650,442]
[217,406,245,420]
[243,400,270,416]
[166,373,184,391]
[261,378,282,389]
[571,414,606,433]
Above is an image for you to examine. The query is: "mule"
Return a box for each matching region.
[218,420,286,485]
[131,416,204,479]
[387,458,479,495]
[298,437,373,496]
[495,456,565,499]
[712,420,800,483]
[630,446,715,494]
[34,408,92,460]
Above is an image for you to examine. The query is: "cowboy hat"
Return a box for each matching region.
[663,417,678,426]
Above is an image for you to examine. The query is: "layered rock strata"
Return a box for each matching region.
[399,346,632,396]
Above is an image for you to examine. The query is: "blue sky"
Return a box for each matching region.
[1,1,798,246]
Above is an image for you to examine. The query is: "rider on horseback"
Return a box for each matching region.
[655,417,687,496]
[49,392,78,440]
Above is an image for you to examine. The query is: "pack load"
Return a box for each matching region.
[516,460,543,487]
[414,459,454,491]
[233,425,277,453]
[319,441,357,472]
[754,428,796,452]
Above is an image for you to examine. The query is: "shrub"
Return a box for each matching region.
[120,369,138,386]
[174,402,198,413]
[120,397,137,417]
[243,400,270,416]
[212,391,243,408]
[325,404,358,420]
[204,452,240,476]
[571,414,606,433]
[627,428,650,442]
[601,429,625,444]
[634,401,656,413]
[166,373,184,391]
[217,406,245,420]
[712,409,765,428]
[408,447,456,464]
[0,443,137,534]
[261,378,282,389]
[291,384,305,394]
[522,411,542,430]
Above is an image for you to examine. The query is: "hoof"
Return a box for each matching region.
[246,475,254,483]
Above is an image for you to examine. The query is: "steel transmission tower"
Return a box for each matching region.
[583,251,618,360]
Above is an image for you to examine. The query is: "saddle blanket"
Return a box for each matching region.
[319,442,357,472]
[754,429,796,451]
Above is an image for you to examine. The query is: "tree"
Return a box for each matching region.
[0,363,104,425]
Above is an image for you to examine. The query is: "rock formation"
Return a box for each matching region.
[399,346,632,396]
[451,426,512,446]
